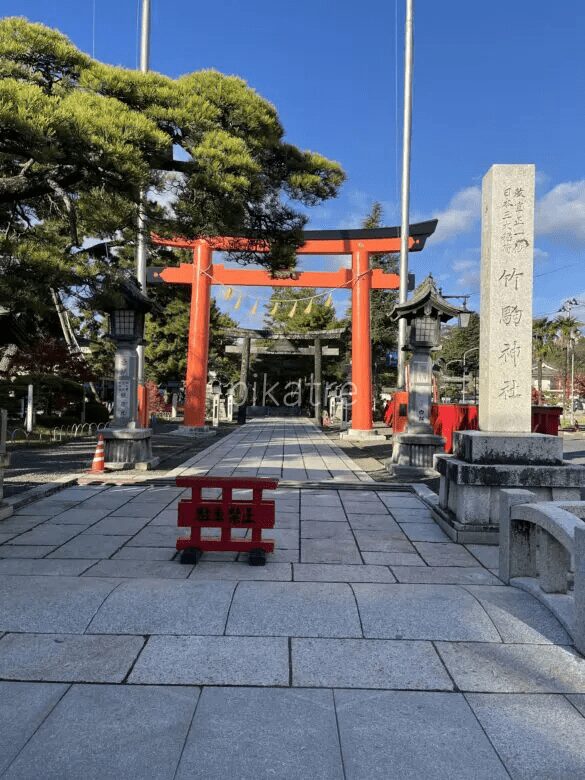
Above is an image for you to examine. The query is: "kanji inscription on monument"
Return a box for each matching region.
[478,164,535,432]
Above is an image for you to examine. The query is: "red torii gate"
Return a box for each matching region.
[150,221,437,433]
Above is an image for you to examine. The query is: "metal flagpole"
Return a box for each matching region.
[397,0,414,389]
[136,0,151,420]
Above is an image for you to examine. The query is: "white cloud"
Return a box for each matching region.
[533,247,549,264]
[450,251,481,290]
[430,186,481,244]
[536,180,585,246]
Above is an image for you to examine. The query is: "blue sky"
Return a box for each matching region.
[9,0,585,326]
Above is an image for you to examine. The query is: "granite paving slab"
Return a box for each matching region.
[467,693,585,779]
[226,581,362,637]
[0,517,48,533]
[398,522,450,542]
[0,545,56,558]
[292,638,453,690]
[48,534,132,559]
[0,558,96,576]
[3,684,199,780]
[15,501,77,516]
[129,636,289,686]
[346,513,404,531]
[465,544,500,568]
[437,642,585,692]
[568,694,585,717]
[0,633,144,682]
[334,690,508,779]
[362,551,426,566]
[273,511,299,528]
[353,530,414,553]
[269,528,300,548]
[111,546,177,561]
[300,491,343,507]
[414,542,479,567]
[353,583,501,641]
[301,520,355,540]
[126,525,182,547]
[8,524,87,547]
[391,566,501,585]
[188,561,292,580]
[0,575,118,633]
[378,495,426,509]
[82,515,150,535]
[300,506,346,521]
[48,508,111,525]
[175,687,343,780]
[465,585,572,644]
[301,538,362,564]
[83,559,191,579]
[87,579,235,635]
[0,682,67,775]
[341,500,387,515]
[293,563,395,583]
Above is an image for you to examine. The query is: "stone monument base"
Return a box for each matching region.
[102,428,160,471]
[169,425,217,438]
[433,430,585,544]
[339,428,388,441]
[386,432,446,480]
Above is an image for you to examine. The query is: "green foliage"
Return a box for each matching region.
[438,313,480,375]
[264,288,338,333]
[144,284,239,385]
[0,16,344,364]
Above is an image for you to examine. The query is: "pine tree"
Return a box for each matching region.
[0,17,345,349]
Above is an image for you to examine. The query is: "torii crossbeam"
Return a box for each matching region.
[149,221,437,433]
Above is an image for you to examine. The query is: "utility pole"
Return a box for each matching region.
[397,0,414,389]
[136,0,151,422]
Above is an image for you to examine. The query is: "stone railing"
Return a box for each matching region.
[499,488,585,653]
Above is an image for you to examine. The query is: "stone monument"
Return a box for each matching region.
[433,164,585,542]
[387,276,462,479]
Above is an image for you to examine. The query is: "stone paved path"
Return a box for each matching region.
[166,417,374,482]
[0,419,585,778]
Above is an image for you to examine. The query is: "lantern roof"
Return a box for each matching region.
[95,275,153,315]
[390,275,462,323]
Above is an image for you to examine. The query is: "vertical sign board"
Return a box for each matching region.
[479,164,535,433]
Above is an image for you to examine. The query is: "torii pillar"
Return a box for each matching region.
[349,242,373,434]
[184,240,213,429]
[149,222,437,433]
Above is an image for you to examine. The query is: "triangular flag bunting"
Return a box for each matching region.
[270,301,280,316]
[223,287,233,300]
[250,300,258,315]
[288,301,298,318]
[325,293,333,308]
[234,294,242,310]
[304,299,313,314]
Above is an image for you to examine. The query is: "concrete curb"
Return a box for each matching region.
[3,472,85,513]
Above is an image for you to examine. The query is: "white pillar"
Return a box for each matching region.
[26,384,33,433]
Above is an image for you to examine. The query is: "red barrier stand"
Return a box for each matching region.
[176,476,278,566]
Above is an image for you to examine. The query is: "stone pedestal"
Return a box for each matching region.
[102,428,160,471]
[433,430,585,543]
[387,432,446,480]
[170,425,216,437]
[339,428,387,441]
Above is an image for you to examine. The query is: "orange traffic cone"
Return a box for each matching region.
[89,434,106,473]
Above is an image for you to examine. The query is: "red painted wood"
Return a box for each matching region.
[176,476,278,555]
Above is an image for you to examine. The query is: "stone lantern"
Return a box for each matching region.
[388,275,464,478]
[97,277,159,470]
